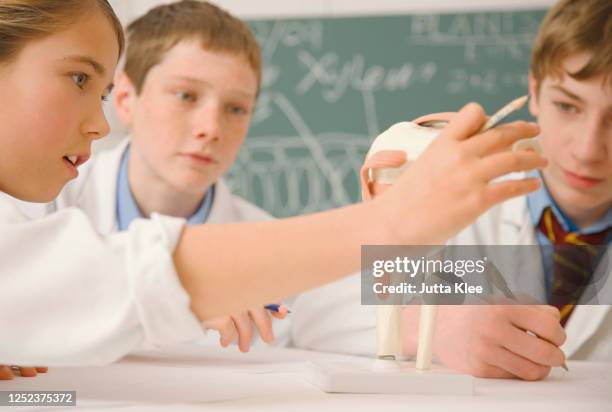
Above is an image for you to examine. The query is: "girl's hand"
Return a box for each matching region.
[377,102,546,245]
[0,366,48,380]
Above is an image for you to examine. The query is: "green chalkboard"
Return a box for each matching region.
[225,9,547,217]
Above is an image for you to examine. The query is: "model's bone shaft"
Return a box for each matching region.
[376,305,402,358]
[416,304,438,370]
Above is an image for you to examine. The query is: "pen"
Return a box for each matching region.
[484,264,568,371]
[264,304,291,314]
[264,304,280,312]
[484,262,517,300]
[479,95,529,133]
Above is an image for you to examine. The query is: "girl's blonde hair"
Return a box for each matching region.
[0,0,124,64]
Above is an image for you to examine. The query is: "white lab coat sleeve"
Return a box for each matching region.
[0,204,204,366]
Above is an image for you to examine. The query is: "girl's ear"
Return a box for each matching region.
[113,71,137,127]
[528,72,540,118]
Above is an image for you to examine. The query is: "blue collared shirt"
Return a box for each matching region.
[116,145,215,231]
[526,171,612,300]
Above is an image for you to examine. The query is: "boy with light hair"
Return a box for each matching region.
[55,0,289,352]
[393,0,611,380]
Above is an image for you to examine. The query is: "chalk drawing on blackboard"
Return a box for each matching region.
[228,90,372,217]
[407,13,540,62]
[225,12,544,217]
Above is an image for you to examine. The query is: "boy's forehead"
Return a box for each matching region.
[543,53,592,83]
[543,53,611,99]
[561,52,593,74]
[157,40,246,70]
[542,86,612,121]
[147,41,257,93]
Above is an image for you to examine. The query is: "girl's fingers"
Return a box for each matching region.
[0,365,47,379]
[0,365,14,380]
[249,308,274,343]
[17,367,37,377]
[466,121,540,156]
[477,150,547,182]
[363,151,407,170]
[438,102,486,142]
[481,178,541,209]
[413,112,456,125]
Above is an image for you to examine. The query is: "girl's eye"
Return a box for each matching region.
[71,72,89,89]
[175,91,196,102]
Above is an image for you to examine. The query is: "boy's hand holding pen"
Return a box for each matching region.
[265,303,291,318]
[202,303,291,353]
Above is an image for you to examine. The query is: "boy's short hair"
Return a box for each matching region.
[530,0,611,87]
[124,0,261,94]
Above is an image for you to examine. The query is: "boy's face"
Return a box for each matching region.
[118,40,258,195]
[0,12,117,202]
[529,53,612,220]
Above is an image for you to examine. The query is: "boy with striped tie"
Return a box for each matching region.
[400,0,611,380]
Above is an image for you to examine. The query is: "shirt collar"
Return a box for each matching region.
[116,145,215,231]
[526,170,612,235]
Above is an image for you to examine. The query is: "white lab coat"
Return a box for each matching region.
[54,139,272,234]
[53,139,297,346]
[54,139,370,352]
[450,192,612,360]
[0,192,203,366]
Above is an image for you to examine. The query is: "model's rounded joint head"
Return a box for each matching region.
[360,114,452,201]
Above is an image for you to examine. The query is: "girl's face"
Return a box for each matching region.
[0,11,119,202]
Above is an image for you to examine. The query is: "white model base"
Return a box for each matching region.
[307,360,474,395]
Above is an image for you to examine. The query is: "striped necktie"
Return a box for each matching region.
[537,207,609,327]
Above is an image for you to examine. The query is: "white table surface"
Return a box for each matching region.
[1,344,610,411]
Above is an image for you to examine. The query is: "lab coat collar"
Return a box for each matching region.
[563,305,609,358]
[206,179,243,224]
[500,189,534,245]
[115,144,215,230]
[109,140,239,228]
